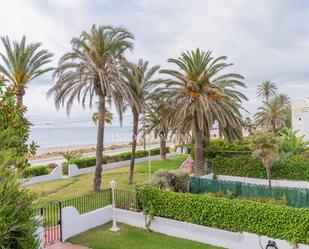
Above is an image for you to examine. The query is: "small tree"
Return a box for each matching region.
[0,132,39,248]
[252,133,279,187]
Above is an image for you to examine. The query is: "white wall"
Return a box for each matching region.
[201,173,309,189]
[61,206,112,241]
[68,152,179,177]
[60,206,309,249]
[20,166,63,186]
[292,98,309,141]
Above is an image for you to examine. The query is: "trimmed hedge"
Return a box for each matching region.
[63,147,170,174]
[138,187,309,244]
[211,156,309,181]
[22,165,49,178]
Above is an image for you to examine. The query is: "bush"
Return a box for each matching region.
[148,169,190,192]
[211,155,309,181]
[64,147,168,171]
[138,187,309,244]
[0,159,39,248]
[22,165,49,178]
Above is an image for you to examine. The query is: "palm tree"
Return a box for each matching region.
[92,108,113,125]
[254,97,290,134]
[160,49,247,173]
[244,117,254,136]
[141,96,170,161]
[252,133,279,187]
[0,36,53,108]
[48,25,135,191]
[121,59,162,184]
[257,80,278,103]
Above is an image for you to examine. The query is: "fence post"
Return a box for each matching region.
[59,201,63,242]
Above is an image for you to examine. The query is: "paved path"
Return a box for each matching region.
[46,242,88,249]
[179,155,193,173]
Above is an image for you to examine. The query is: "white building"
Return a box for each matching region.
[292,98,309,140]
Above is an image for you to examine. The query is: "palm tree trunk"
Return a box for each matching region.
[93,94,105,191]
[15,88,25,108]
[266,167,272,188]
[271,121,276,135]
[159,133,167,161]
[128,110,139,184]
[193,111,203,174]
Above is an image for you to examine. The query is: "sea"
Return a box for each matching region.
[29,123,133,149]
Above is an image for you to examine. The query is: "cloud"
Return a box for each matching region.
[1,0,309,122]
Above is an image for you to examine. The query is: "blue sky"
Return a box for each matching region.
[1,0,309,125]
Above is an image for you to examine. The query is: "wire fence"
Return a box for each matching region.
[189,177,309,208]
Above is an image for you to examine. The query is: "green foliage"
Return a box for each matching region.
[0,148,39,248]
[138,187,309,244]
[148,169,190,192]
[22,165,49,178]
[62,147,169,174]
[189,139,252,159]
[211,156,309,181]
[0,81,37,168]
[60,150,82,162]
[278,128,309,160]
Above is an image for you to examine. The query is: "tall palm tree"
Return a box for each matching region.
[160,49,247,173]
[48,25,135,191]
[254,97,290,134]
[257,80,278,103]
[0,36,53,108]
[141,96,170,161]
[121,59,162,184]
[92,109,113,125]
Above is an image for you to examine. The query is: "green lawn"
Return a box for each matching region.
[27,155,187,206]
[68,222,224,249]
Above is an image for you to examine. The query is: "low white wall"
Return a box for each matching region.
[20,166,63,186]
[61,206,309,249]
[68,152,178,177]
[61,206,112,241]
[201,173,309,189]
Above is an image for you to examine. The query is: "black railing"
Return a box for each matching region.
[115,189,140,210]
[61,189,112,214]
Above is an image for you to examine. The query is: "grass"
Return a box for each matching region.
[68,222,224,249]
[27,155,187,206]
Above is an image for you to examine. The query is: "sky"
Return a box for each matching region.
[1,0,309,126]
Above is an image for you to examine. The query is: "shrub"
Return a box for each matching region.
[149,169,190,192]
[47,163,58,169]
[0,159,39,248]
[138,187,309,244]
[65,147,166,170]
[22,165,49,178]
[211,155,309,181]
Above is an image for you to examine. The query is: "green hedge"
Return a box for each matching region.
[63,147,170,174]
[138,187,309,244]
[22,166,49,178]
[211,156,309,181]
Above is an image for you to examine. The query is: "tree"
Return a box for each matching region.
[92,108,113,125]
[121,59,162,184]
[252,133,279,187]
[0,36,53,108]
[160,49,247,174]
[254,96,290,134]
[257,80,278,103]
[244,117,254,136]
[0,79,37,168]
[48,25,135,191]
[141,96,170,161]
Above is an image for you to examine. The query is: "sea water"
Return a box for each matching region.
[30,125,132,148]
